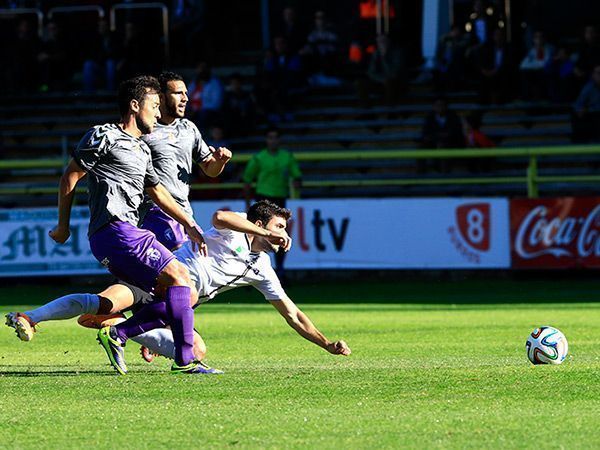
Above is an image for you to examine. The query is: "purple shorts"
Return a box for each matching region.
[141,206,188,251]
[89,221,175,292]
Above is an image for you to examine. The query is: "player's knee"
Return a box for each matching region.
[159,260,191,288]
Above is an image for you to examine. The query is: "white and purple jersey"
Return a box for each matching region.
[73,123,159,237]
[140,118,212,217]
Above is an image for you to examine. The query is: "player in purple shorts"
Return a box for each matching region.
[140,71,232,251]
[7,201,351,374]
[48,75,208,375]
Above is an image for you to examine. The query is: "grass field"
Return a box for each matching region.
[2,288,600,448]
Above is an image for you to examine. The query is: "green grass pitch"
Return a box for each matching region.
[2,294,600,448]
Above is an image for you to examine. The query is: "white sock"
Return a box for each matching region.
[131,328,176,360]
[25,293,100,324]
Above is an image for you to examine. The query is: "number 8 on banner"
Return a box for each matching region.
[456,203,490,252]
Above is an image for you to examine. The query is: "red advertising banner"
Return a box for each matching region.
[511,197,600,268]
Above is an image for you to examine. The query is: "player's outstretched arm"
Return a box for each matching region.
[212,210,291,250]
[269,297,351,356]
[50,159,87,244]
[146,183,207,255]
[200,146,232,177]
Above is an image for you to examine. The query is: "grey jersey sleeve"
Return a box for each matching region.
[192,123,213,164]
[72,126,109,172]
[142,142,160,187]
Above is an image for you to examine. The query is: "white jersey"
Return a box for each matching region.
[175,213,287,303]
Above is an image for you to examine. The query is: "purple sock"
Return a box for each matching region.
[113,301,169,343]
[165,286,195,366]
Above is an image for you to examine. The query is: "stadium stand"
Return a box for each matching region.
[0,0,597,205]
[0,80,579,204]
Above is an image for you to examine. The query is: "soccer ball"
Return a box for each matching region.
[526,326,568,365]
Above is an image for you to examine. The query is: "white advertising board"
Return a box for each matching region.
[283,198,510,269]
[0,198,510,276]
[0,207,105,276]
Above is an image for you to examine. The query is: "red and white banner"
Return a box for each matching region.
[510,197,600,268]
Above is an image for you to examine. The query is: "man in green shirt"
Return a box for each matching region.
[243,126,301,279]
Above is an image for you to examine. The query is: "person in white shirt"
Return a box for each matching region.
[7,200,351,373]
[520,31,554,100]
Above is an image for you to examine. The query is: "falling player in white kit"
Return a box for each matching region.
[7,200,351,369]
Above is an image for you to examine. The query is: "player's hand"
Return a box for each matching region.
[49,225,70,244]
[267,229,292,252]
[326,340,351,356]
[185,224,208,256]
[209,146,232,163]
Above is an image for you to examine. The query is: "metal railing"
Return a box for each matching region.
[0,8,43,37]
[1,145,600,198]
[48,5,105,20]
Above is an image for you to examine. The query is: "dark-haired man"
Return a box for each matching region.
[18,76,207,375]
[7,201,351,370]
[140,71,232,251]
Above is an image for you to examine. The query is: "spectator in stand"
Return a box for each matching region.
[223,73,256,137]
[572,64,600,143]
[209,124,238,183]
[419,97,465,173]
[5,19,40,93]
[463,113,495,172]
[169,0,206,65]
[421,97,465,148]
[357,34,406,106]
[520,31,554,101]
[545,45,576,102]
[209,125,228,149]
[191,124,231,200]
[464,113,494,148]
[243,127,301,282]
[259,36,304,122]
[574,25,600,89]
[277,6,306,55]
[37,20,70,91]
[116,22,151,82]
[464,0,496,46]
[82,18,117,92]
[300,10,342,87]
[477,28,514,104]
[187,61,224,129]
[434,24,469,92]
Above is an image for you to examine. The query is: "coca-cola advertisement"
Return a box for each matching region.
[511,197,600,268]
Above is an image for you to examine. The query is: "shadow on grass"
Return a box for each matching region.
[0,363,167,377]
[0,369,117,377]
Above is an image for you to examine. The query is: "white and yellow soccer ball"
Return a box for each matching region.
[526,326,568,365]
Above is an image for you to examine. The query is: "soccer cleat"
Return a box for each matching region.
[97,326,128,375]
[5,312,36,341]
[171,360,224,375]
[140,346,161,363]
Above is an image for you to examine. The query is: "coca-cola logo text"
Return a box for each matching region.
[514,204,600,259]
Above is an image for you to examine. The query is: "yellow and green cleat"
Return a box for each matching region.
[97,326,128,375]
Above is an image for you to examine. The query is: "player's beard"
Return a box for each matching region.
[168,100,185,118]
[136,115,154,135]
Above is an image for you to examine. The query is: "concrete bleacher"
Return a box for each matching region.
[0,82,579,204]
